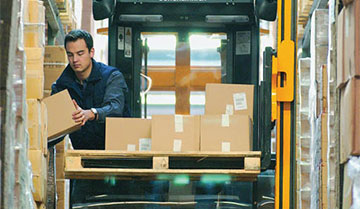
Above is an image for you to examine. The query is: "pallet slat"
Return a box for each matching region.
[65,150,261,157]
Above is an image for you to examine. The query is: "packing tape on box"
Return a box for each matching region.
[173,139,182,152]
[221,114,230,127]
[127,144,136,151]
[222,142,231,152]
[233,92,247,110]
[175,115,184,132]
[139,138,151,151]
[225,104,234,115]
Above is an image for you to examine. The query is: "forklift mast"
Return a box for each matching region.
[92,0,297,208]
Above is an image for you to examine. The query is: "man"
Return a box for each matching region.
[52,30,131,206]
[52,29,130,150]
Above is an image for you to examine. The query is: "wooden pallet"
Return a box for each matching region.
[298,0,314,26]
[64,150,261,181]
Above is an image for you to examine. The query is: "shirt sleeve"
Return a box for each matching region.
[50,82,60,95]
[96,71,128,122]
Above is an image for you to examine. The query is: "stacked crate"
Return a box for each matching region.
[337,0,360,207]
[12,1,38,208]
[309,9,329,209]
[24,0,48,207]
[296,58,311,209]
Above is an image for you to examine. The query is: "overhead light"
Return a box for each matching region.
[119,15,163,22]
[205,15,249,23]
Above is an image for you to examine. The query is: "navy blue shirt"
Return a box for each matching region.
[51,59,129,149]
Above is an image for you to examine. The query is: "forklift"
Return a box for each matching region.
[71,0,296,208]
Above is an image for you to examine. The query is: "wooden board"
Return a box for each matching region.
[65,150,261,181]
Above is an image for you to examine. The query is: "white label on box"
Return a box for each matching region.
[175,115,184,132]
[233,93,247,110]
[139,138,151,151]
[222,142,231,152]
[225,104,234,115]
[221,114,230,127]
[127,144,136,151]
[173,139,182,152]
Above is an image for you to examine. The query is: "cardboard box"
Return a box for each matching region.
[45,46,68,63]
[200,115,252,152]
[26,70,44,99]
[26,99,47,153]
[27,99,42,150]
[24,47,44,71]
[342,162,353,209]
[41,101,48,156]
[340,78,360,163]
[151,115,200,152]
[343,0,360,82]
[42,89,81,140]
[24,0,45,24]
[44,64,66,90]
[105,118,152,151]
[205,83,254,120]
[28,150,47,202]
[24,24,45,48]
[337,9,345,88]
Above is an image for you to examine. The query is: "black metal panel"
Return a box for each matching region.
[224,31,234,83]
[109,18,142,117]
[118,0,252,3]
[114,2,255,28]
[132,29,142,117]
[231,23,260,148]
[258,47,274,170]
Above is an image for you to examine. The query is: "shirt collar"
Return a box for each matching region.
[87,59,102,82]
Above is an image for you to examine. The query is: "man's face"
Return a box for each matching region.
[65,39,94,75]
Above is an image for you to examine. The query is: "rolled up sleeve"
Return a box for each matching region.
[96,71,128,122]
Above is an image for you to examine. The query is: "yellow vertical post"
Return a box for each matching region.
[274,0,296,207]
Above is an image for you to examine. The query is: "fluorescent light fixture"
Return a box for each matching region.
[119,15,163,22]
[205,15,249,23]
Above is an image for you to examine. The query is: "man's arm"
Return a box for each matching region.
[95,70,128,122]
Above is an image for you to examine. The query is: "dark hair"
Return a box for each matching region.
[64,29,93,52]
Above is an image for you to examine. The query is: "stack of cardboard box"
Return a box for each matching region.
[337,0,360,207]
[307,9,329,209]
[106,83,254,153]
[43,46,68,97]
[55,0,77,32]
[24,0,48,206]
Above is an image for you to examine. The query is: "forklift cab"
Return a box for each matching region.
[72,0,287,208]
[102,0,273,152]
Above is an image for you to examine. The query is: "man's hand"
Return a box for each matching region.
[72,99,95,126]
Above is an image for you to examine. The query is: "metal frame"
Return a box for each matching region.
[105,1,279,208]
[273,0,297,207]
